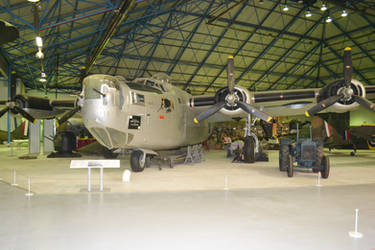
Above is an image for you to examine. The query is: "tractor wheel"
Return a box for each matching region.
[314,145,324,167]
[287,155,294,177]
[244,136,255,163]
[130,150,146,172]
[320,155,330,179]
[279,144,289,171]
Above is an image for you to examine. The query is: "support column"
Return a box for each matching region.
[43,119,55,154]
[29,120,41,155]
[7,64,11,144]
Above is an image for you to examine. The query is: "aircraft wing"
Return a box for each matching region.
[192,50,375,124]
[50,99,77,109]
[0,95,77,123]
[252,89,317,117]
[193,84,375,122]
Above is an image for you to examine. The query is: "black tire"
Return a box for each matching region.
[279,144,289,171]
[130,150,146,172]
[244,136,255,163]
[315,145,324,167]
[320,155,330,179]
[287,155,294,177]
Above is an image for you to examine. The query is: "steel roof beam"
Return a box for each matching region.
[175,10,320,42]
[267,41,322,90]
[183,1,248,90]
[84,0,134,73]
[202,1,278,93]
[167,0,216,75]
[332,20,375,65]
[138,12,173,77]
[249,14,325,90]
[324,42,371,85]
[235,7,305,89]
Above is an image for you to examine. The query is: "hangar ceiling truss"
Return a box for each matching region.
[0,0,375,95]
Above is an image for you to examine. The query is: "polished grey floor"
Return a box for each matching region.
[1,182,374,250]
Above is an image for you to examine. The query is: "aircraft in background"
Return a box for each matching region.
[0,120,28,142]
[311,113,375,155]
[1,48,375,172]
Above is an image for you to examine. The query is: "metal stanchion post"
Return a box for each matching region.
[316,173,322,187]
[87,168,91,192]
[11,169,18,186]
[25,176,34,197]
[349,208,363,238]
[99,168,103,192]
[224,175,229,191]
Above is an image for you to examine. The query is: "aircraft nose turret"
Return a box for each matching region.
[80,74,127,149]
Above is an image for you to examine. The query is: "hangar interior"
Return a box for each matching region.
[1,0,375,249]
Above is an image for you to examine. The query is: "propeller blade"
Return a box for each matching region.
[193,102,226,124]
[227,56,235,94]
[344,47,352,88]
[353,95,375,111]
[0,107,9,118]
[57,107,79,126]
[237,101,272,122]
[305,95,343,117]
[13,106,36,123]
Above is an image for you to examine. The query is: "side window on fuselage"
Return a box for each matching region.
[161,98,173,112]
[131,92,145,105]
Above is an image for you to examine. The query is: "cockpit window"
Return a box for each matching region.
[127,81,162,94]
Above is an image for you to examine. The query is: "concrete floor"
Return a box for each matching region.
[0,145,374,249]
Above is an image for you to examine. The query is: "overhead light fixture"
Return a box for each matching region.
[283,4,289,12]
[341,9,348,17]
[321,3,328,11]
[35,36,43,48]
[39,77,46,82]
[259,0,264,4]
[41,72,46,78]
[305,9,312,17]
[326,16,332,23]
[27,0,40,2]
[35,49,44,59]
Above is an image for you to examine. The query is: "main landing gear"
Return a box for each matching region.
[130,150,151,172]
[242,114,268,163]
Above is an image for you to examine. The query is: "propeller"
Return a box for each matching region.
[193,56,272,124]
[0,101,36,123]
[306,47,375,117]
[56,106,80,127]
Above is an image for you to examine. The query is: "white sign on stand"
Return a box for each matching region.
[70,160,120,192]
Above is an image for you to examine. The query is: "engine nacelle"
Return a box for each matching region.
[317,79,365,112]
[215,86,252,117]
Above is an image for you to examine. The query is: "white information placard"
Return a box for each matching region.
[70,160,120,169]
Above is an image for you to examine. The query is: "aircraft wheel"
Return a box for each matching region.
[130,150,146,172]
[287,155,294,177]
[244,136,255,163]
[320,155,330,179]
[279,144,289,171]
